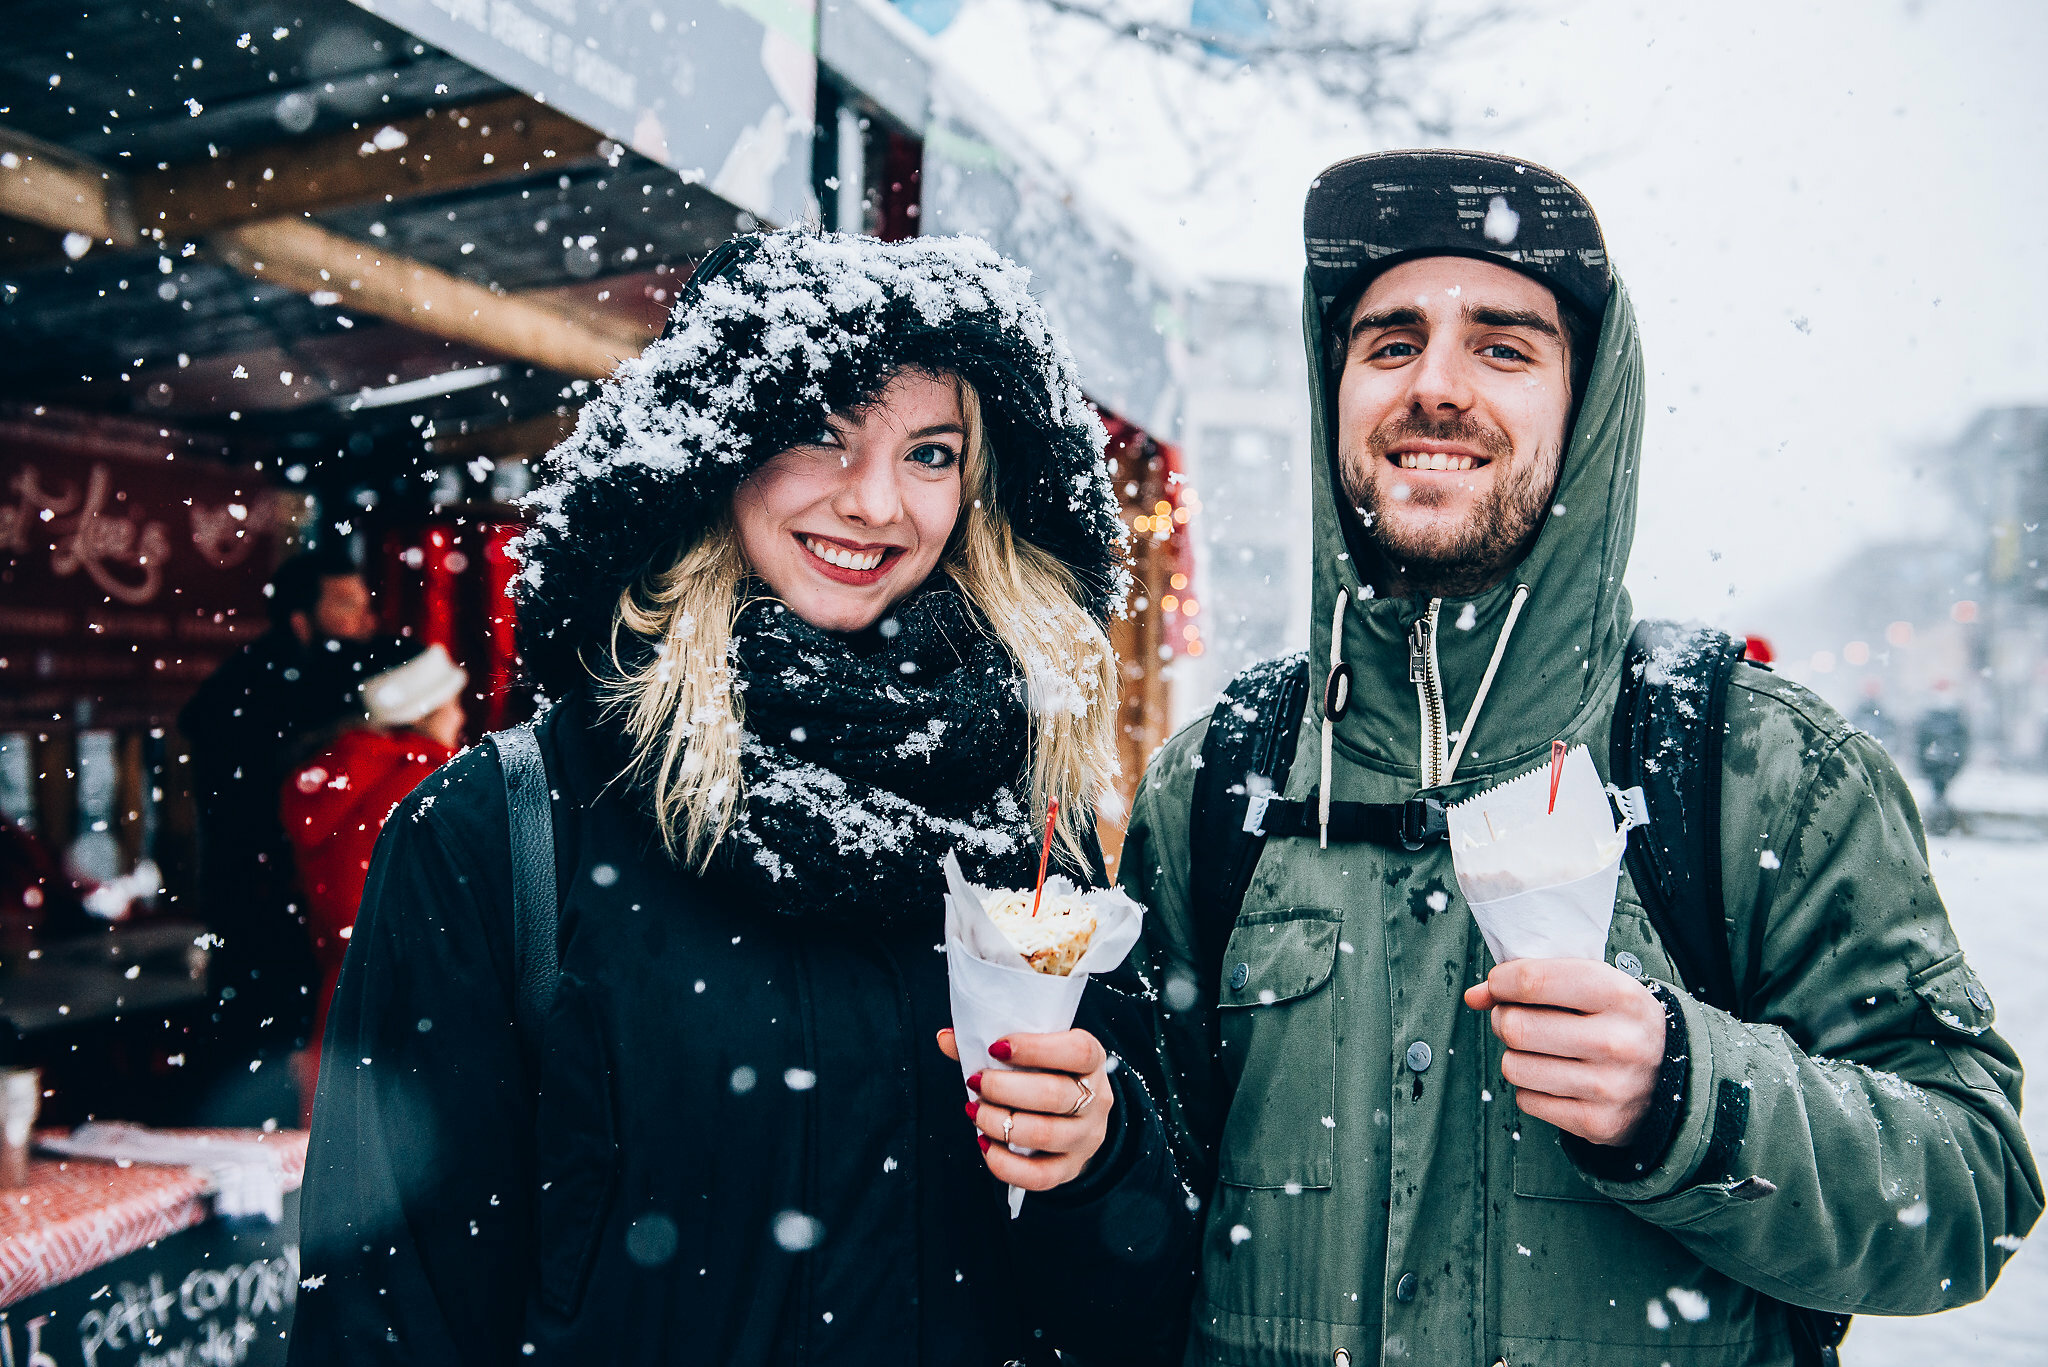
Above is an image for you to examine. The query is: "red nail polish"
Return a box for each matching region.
[966,1072,984,1092]
[977,1134,991,1154]
[989,1040,1013,1062]
[964,1100,980,1121]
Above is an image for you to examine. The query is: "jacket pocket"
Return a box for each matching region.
[1215,907,1341,1190]
[534,972,620,1318]
[1910,953,2006,1097]
[1510,1114,1603,1203]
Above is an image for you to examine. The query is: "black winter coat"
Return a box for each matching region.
[287,697,1195,1366]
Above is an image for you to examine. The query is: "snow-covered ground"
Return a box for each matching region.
[1844,835,2046,1366]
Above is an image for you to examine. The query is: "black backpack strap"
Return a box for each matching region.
[1249,791,1448,850]
[1613,624,1849,1367]
[489,722,560,1064]
[1610,620,1747,1015]
[1188,653,1311,978]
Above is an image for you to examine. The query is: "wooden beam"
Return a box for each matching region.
[212,218,638,381]
[133,95,604,235]
[3,93,602,249]
[0,127,134,241]
[1,121,647,380]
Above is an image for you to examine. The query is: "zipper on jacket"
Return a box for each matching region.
[1410,598,1449,787]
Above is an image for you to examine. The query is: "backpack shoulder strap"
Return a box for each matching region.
[1613,624,1849,1365]
[1611,620,1747,1016]
[489,721,560,1064]
[1188,652,1311,980]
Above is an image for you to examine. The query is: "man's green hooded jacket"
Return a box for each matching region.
[1116,275,2041,1366]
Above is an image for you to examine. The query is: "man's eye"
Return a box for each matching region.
[1371,341,1420,360]
[1480,343,1531,362]
[907,442,959,469]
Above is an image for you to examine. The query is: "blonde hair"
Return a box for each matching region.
[603,376,1120,871]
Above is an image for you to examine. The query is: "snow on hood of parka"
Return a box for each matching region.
[510,230,1132,698]
[1303,273,1647,789]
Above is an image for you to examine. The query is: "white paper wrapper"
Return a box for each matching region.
[1447,745,1644,964]
[943,850,1145,1217]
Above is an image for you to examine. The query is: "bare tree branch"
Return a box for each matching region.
[1021,0,1516,138]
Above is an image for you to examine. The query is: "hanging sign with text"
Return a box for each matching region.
[0,413,286,729]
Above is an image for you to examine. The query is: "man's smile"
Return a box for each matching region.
[1387,441,1490,473]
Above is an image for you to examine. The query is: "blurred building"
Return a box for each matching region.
[1174,279,1313,721]
[1957,406,2048,768]
[1766,405,2048,772]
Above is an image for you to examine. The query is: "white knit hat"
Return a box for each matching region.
[363,643,468,727]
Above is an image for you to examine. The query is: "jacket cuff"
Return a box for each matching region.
[1575,984,1725,1203]
[1564,980,1689,1182]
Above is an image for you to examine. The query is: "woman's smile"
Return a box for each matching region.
[797,531,903,583]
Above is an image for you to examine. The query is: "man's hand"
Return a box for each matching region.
[1464,959,1667,1148]
[938,1027,1114,1191]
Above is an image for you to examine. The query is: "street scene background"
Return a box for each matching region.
[1,0,2043,1360]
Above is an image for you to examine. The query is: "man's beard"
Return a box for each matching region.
[1339,411,1562,599]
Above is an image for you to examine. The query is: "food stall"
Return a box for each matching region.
[0,0,1200,1337]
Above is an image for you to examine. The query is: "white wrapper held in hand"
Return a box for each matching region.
[1446,745,1645,964]
[942,851,1145,1217]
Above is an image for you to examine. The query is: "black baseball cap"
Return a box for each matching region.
[1304,150,1611,329]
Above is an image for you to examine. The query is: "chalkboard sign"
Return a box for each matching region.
[0,1190,298,1367]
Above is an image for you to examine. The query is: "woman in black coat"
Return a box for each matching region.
[287,232,1195,1366]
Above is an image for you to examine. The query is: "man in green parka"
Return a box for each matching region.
[1117,150,2040,1366]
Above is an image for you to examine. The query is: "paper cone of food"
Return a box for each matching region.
[1446,745,1645,964]
[943,850,1145,1217]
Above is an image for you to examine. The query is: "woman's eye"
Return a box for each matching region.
[805,424,841,447]
[906,442,959,469]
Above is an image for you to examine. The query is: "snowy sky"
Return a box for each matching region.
[932,0,2048,627]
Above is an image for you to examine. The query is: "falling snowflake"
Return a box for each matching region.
[1665,1287,1710,1322]
[772,1211,823,1251]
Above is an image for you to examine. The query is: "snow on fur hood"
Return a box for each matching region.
[511,230,1130,697]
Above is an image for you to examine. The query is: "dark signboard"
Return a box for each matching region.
[0,411,284,729]
[0,1194,298,1367]
[350,0,819,227]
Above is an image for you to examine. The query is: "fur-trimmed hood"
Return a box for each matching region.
[511,230,1131,698]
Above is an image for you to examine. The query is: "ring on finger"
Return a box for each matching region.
[1062,1075,1095,1118]
[1001,1113,1014,1144]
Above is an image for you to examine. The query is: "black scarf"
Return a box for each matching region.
[711,584,1044,926]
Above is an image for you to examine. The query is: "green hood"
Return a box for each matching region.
[1303,272,1646,789]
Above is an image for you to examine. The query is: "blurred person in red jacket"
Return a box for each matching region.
[282,641,468,1121]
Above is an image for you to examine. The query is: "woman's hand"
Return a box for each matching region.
[937,1027,1114,1191]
